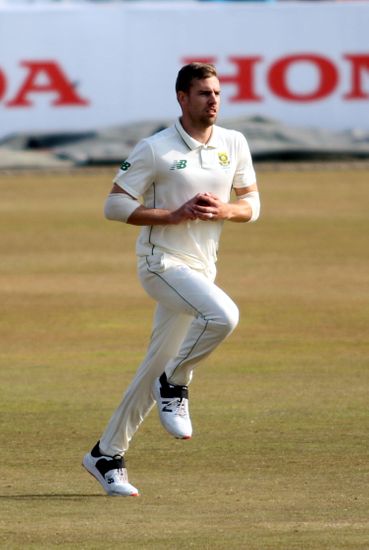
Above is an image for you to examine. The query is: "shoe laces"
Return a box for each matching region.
[175,397,188,418]
[116,468,129,484]
[112,455,128,483]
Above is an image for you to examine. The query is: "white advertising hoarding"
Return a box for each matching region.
[0,2,368,139]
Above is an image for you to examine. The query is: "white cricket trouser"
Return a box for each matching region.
[99,253,239,456]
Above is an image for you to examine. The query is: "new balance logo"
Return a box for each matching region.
[161,400,174,413]
[120,160,131,171]
[170,160,187,170]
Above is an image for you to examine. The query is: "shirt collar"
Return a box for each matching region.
[175,118,220,150]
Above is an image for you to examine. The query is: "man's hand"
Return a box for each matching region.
[192,192,230,221]
[169,195,202,224]
[192,190,256,223]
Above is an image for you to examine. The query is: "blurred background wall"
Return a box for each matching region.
[0,1,368,141]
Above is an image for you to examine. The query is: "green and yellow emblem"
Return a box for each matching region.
[218,152,230,167]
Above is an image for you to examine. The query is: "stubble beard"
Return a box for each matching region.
[197,111,218,130]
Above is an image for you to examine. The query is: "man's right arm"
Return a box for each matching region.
[105,184,199,226]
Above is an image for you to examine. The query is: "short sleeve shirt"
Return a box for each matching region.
[114,119,256,270]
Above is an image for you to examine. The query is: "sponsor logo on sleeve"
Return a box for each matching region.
[120,161,131,171]
[170,159,187,170]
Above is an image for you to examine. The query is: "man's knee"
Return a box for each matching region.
[223,301,240,335]
[208,300,239,338]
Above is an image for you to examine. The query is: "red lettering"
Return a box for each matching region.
[343,54,369,99]
[268,54,338,102]
[2,53,364,111]
[182,57,217,66]
[219,56,263,102]
[0,69,6,101]
[6,61,89,107]
[182,56,263,102]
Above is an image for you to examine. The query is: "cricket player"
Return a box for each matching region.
[83,62,260,496]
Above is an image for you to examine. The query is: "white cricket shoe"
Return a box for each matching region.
[82,442,139,497]
[153,372,192,439]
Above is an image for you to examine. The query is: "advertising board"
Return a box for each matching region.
[0,2,368,139]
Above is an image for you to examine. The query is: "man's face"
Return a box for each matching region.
[179,76,221,127]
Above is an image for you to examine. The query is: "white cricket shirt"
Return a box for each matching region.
[114,119,256,271]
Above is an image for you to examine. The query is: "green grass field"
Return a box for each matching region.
[0,167,368,549]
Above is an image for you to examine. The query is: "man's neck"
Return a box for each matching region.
[179,117,213,144]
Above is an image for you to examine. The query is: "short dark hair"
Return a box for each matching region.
[175,62,218,94]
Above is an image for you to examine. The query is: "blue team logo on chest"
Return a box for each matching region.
[218,152,230,167]
[170,159,188,171]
